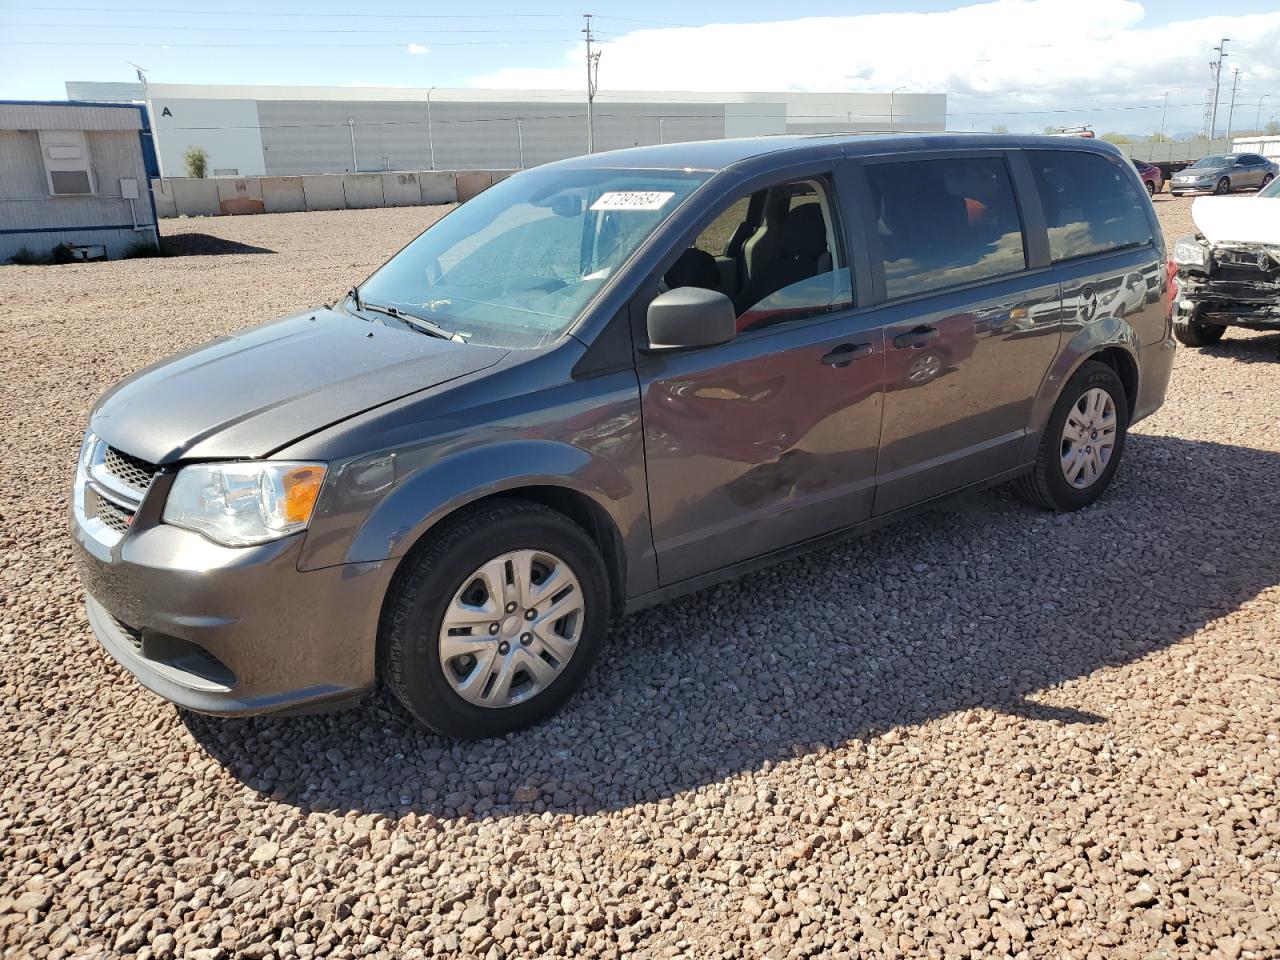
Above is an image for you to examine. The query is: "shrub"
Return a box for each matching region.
[51,243,76,264]
[184,146,209,179]
[8,247,40,265]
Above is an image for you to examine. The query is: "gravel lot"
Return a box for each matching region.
[3,196,1278,959]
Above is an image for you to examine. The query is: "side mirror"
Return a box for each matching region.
[646,287,737,352]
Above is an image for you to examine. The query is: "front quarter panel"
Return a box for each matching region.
[287,360,655,597]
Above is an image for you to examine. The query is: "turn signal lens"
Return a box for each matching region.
[282,465,324,523]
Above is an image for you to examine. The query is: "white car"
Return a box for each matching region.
[1170,177,1280,346]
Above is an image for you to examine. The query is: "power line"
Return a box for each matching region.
[0,5,580,17]
[1,21,577,33]
[0,38,575,48]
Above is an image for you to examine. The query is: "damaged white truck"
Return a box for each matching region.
[1171,177,1280,347]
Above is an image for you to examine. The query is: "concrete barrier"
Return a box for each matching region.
[150,179,177,219]
[154,169,505,217]
[382,172,422,207]
[261,177,306,213]
[343,174,385,209]
[456,171,493,203]
[168,178,220,217]
[216,178,265,215]
[301,175,345,211]
[419,172,458,205]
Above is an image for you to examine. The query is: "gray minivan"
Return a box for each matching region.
[71,134,1175,737]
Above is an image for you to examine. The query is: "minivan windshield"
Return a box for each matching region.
[1191,155,1232,168]
[357,167,711,348]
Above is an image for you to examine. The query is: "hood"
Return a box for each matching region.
[1176,164,1227,176]
[1191,196,1280,245]
[90,308,507,463]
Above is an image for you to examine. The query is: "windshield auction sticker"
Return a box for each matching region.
[590,191,676,211]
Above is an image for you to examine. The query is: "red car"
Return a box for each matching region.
[1132,159,1164,196]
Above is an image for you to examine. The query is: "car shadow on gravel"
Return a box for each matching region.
[159,234,275,257]
[1200,330,1280,364]
[183,433,1280,820]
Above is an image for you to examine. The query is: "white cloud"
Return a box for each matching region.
[466,0,1280,133]
[407,43,429,56]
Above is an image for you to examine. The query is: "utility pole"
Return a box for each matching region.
[583,13,601,154]
[347,118,358,173]
[1258,95,1273,131]
[1208,38,1229,140]
[1224,67,1240,144]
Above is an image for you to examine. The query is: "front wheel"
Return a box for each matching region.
[1262,173,1275,189]
[379,499,610,738]
[1015,361,1128,511]
[1146,180,1155,197]
[1214,176,1231,195]
[1173,318,1227,346]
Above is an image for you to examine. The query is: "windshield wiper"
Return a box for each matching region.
[352,296,459,341]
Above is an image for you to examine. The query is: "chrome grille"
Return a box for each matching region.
[93,491,135,534]
[103,446,158,493]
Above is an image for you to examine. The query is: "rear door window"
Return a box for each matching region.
[865,156,1027,300]
[1028,150,1153,262]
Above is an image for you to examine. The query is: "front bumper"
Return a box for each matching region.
[1176,272,1280,329]
[1169,182,1214,194]
[71,497,394,716]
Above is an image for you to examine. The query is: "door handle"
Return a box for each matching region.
[893,326,940,349]
[821,342,873,367]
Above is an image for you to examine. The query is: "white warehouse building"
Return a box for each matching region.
[66,81,947,178]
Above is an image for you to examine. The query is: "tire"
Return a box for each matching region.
[1262,174,1275,188]
[1214,176,1231,195]
[1145,180,1155,197]
[379,498,611,738]
[1015,361,1128,512]
[1173,319,1227,347]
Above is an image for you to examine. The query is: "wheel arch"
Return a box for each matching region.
[1024,322,1141,460]
[340,440,635,619]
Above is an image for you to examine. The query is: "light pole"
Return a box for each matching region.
[1225,67,1241,144]
[657,116,666,144]
[889,86,907,131]
[515,118,524,169]
[347,117,358,173]
[1208,38,1229,139]
[426,86,436,171]
[583,14,601,153]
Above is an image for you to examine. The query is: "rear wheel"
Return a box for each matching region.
[1173,318,1227,346]
[379,499,610,738]
[1214,176,1231,195]
[1145,180,1155,197]
[1015,361,1128,511]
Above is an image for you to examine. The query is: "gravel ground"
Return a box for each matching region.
[3,197,1279,959]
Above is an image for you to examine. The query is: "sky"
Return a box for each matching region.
[2,0,1279,136]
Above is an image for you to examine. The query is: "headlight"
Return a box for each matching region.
[1172,235,1210,272]
[77,429,97,476]
[162,461,326,546]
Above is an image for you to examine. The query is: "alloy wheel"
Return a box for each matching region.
[437,549,584,708]
[1060,387,1117,490]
